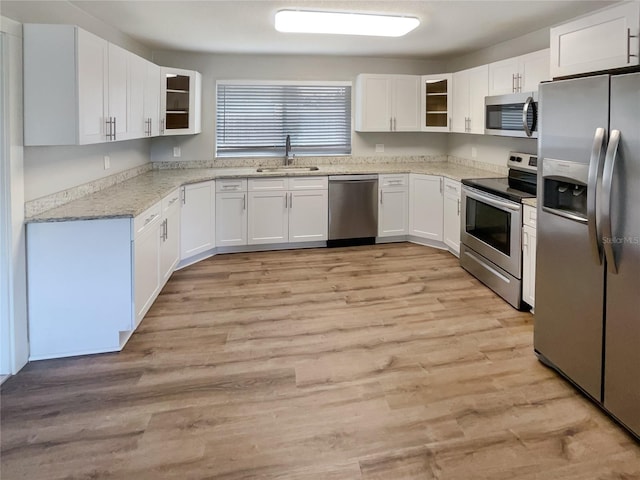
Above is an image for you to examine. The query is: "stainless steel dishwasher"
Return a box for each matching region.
[328,175,378,246]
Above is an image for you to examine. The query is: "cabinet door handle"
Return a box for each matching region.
[389,117,393,131]
[518,73,523,92]
[113,117,117,141]
[242,194,246,210]
[439,177,443,194]
[512,73,516,93]
[627,28,639,64]
[160,118,165,135]
[289,192,293,209]
[380,191,384,205]
[393,117,397,131]
[457,198,460,216]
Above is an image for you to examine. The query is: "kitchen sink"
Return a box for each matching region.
[256,166,320,173]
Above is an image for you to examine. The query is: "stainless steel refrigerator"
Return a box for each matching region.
[535,73,640,439]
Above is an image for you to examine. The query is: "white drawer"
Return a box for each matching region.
[523,204,537,228]
[288,176,328,190]
[444,178,461,195]
[216,178,247,192]
[379,174,408,188]
[248,177,287,191]
[161,188,181,213]
[134,201,162,238]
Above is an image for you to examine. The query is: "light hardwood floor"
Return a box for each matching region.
[1,243,639,479]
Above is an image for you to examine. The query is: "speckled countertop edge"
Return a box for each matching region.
[27,162,505,223]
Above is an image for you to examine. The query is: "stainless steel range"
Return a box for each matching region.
[460,152,537,309]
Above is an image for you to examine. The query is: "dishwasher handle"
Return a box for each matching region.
[329,174,378,182]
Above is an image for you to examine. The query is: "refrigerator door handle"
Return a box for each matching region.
[601,129,621,274]
[587,127,606,264]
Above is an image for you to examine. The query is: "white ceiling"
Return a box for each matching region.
[3,0,619,58]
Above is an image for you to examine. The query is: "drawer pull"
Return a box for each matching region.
[143,213,159,227]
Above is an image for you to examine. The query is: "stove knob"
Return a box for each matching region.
[509,156,516,162]
[515,156,522,162]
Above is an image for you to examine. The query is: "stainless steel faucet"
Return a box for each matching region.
[284,134,293,166]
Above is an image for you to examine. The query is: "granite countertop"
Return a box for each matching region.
[27,162,501,223]
[522,198,537,208]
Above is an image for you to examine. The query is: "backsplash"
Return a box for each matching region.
[25,154,507,218]
[151,154,449,169]
[25,163,152,218]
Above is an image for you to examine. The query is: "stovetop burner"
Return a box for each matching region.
[461,151,538,203]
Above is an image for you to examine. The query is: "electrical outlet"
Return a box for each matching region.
[103,155,110,170]
[471,147,478,159]
[173,146,181,158]
[375,144,384,153]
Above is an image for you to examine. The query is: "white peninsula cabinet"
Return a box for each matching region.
[409,174,443,243]
[27,189,182,360]
[550,2,640,78]
[488,49,550,95]
[248,177,328,245]
[355,74,420,132]
[378,174,409,238]
[180,180,215,261]
[452,65,488,134]
[522,205,537,308]
[216,179,248,247]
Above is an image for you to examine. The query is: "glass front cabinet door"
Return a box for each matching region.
[421,74,452,132]
[160,67,202,135]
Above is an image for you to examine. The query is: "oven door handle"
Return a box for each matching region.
[463,186,521,212]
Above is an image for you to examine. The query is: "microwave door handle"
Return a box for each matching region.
[522,96,533,137]
[587,127,606,264]
[601,129,621,274]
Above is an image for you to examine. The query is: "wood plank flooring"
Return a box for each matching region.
[1,243,639,479]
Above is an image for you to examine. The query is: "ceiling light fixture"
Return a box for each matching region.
[274,10,420,37]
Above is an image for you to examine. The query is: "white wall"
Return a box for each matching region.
[150,51,450,163]
[24,141,151,201]
[0,16,28,375]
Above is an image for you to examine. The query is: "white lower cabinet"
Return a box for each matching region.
[443,179,461,256]
[409,174,444,242]
[522,205,537,308]
[133,202,162,327]
[160,189,181,283]
[378,174,409,237]
[216,179,248,247]
[248,177,328,244]
[180,180,215,260]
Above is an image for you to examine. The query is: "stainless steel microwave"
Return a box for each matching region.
[485,92,538,138]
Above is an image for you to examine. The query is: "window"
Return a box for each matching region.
[216,81,351,158]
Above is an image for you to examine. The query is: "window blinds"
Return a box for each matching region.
[216,84,352,157]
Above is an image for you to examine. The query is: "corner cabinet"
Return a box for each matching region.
[409,174,444,242]
[421,74,452,132]
[355,74,420,132]
[452,65,488,134]
[180,180,216,261]
[378,174,409,237]
[550,2,640,78]
[160,67,202,135]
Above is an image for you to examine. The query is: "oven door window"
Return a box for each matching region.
[465,197,511,255]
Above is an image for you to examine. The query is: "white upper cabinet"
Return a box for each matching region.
[488,49,550,95]
[421,74,452,132]
[144,61,161,137]
[550,2,640,78]
[160,67,202,136]
[126,53,147,140]
[452,65,488,134]
[355,74,420,132]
